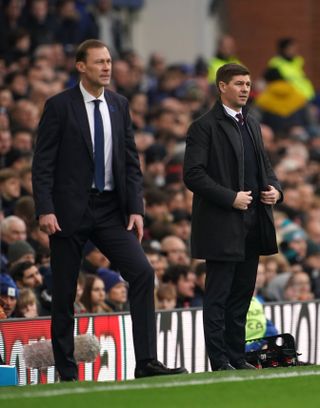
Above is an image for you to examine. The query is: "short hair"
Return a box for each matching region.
[278,37,295,54]
[162,265,190,285]
[157,283,176,301]
[10,261,35,282]
[0,216,25,234]
[194,262,206,277]
[216,63,250,89]
[0,168,19,183]
[15,288,38,317]
[75,39,108,62]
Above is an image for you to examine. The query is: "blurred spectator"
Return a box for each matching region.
[156,283,177,310]
[0,0,25,58]
[10,261,43,290]
[24,0,57,50]
[190,261,206,307]
[267,37,315,101]
[80,274,112,313]
[260,253,290,286]
[161,235,190,266]
[54,0,98,48]
[19,167,33,196]
[147,52,167,92]
[170,209,191,243]
[13,196,36,232]
[162,264,195,308]
[81,241,111,274]
[144,189,169,231]
[0,273,19,318]
[255,68,309,132]
[98,269,128,312]
[1,215,27,257]
[89,0,123,58]
[0,129,13,169]
[280,226,308,265]
[143,242,167,287]
[28,219,50,253]
[14,287,39,318]
[144,144,167,187]
[10,99,40,131]
[74,272,86,314]
[283,271,314,302]
[7,240,35,268]
[207,35,241,83]
[11,129,33,153]
[0,168,21,216]
[0,87,14,110]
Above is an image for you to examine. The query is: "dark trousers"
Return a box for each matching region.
[203,206,260,369]
[50,191,157,379]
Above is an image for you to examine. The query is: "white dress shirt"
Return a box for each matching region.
[80,82,114,190]
[223,104,243,122]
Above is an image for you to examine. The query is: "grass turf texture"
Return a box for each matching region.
[1,366,320,408]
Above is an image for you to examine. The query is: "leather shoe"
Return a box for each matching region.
[233,361,257,370]
[134,360,188,378]
[213,363,236,371]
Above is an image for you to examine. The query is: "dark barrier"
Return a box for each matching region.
[0,301,319,385]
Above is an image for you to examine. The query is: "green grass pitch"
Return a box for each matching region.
[2,366,320,408]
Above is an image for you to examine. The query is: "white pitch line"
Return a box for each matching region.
[1,370,320,400]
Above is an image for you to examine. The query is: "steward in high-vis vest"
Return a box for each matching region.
[208,35,242,83]
[267,37,315,101]
[245,297,278,352]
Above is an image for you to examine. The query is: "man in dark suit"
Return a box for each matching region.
[183,63,282,371]
[32,39,186,381]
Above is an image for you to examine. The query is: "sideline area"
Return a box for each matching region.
[1,366,320,408]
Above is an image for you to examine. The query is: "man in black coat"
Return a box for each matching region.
[32,39,186,381]
[183,63,282,371]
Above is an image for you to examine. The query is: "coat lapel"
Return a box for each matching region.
[218,119,243,158]
[71,86,94,161]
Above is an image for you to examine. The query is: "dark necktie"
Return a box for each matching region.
[236,112,244,126]
[93,99,105,192]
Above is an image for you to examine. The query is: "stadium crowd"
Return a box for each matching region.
[1,0,320,320]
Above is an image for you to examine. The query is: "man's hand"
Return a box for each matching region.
[127,214,144,242]
[260,185,280,205]
[232,191,253,210]
[39,214,62,235]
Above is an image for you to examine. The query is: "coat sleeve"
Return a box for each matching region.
[123,99,144,215]
[183,120,237,209]
[32,98,61,216]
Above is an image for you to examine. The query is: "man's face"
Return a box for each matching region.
[219,75,251,111]
[77,47,112,90]
[4,220,27,243]
[1,177,21,199]
[12,132,33,152]
[21,265,43,289]
[0,295,17,317]
[177,272,195,298]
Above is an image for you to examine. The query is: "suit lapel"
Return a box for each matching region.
[71,86,94,161]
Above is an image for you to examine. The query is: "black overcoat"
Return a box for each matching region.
[183,101,282,261]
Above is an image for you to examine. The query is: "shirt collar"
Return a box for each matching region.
[79,81,105,104]
[222,104,242,119]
